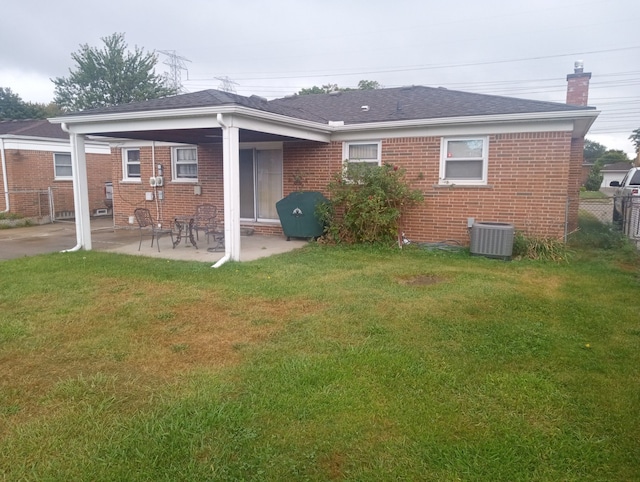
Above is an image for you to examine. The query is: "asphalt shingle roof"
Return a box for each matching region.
[0,119,68,139]
[69,90,269,116]
[268,86,595,124]
[62,85,595,126]
[601,162,634,172]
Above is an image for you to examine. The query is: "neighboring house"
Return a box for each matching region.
[50,64,598,262]
[0,120,112,220]
[600,162,633,189]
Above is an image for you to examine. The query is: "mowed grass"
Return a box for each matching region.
[1,241,639,481]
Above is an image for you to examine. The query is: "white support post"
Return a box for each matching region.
[220,116,241,263]
[70,132,92,250]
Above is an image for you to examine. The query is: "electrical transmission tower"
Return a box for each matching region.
[215,76,239,94]
[159,50,191,93]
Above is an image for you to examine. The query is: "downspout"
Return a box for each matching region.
[212,113,231,268]
[1,138,9,213]
[59,123,82,252]
[152,141,160,222]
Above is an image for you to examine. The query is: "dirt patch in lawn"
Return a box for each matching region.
[396,274,446,286]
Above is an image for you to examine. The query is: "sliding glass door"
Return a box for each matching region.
[239,147,283,221]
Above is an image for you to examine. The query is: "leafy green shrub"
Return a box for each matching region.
[584,165,603,191]
[317,163,423,245]
[513,232,570,262]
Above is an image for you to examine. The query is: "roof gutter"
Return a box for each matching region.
[0,138,9,213]
[328,109,600,137]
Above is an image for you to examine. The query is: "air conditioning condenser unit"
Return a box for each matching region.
[470,222,514,260]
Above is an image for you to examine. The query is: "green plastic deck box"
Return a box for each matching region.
[276,191,328,240]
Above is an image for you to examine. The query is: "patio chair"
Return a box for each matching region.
[205,218,225,252]
[193,203,217,241]
[193,203,217,240]
[133,208,174,252]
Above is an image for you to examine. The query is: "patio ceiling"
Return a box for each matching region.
[88,127,310,145]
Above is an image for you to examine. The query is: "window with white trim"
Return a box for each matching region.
[439,137,488,185]
[343,141,381,168]
[53,153,72,179]
[172,146,198,181]
[122,148,141,181]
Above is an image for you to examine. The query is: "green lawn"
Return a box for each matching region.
[1,236,639,480]
[579,190,609,200]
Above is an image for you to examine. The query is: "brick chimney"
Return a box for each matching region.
[566,60,591,106]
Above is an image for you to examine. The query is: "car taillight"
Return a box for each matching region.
[633,188,639,195]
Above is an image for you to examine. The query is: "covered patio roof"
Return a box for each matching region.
[49,94,333,267]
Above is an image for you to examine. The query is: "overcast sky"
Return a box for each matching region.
[1,0,638,156]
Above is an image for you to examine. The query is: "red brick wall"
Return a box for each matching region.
[283,141,342,193]
[0,148,112,218]
[111,132,578,244]
[112,145,225,228]
[282,132,576,244]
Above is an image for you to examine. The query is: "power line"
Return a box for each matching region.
[185,46,640,83]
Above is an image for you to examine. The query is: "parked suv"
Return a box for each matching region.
[610,167,640,222]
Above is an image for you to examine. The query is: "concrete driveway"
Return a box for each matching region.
[0,217,307,262]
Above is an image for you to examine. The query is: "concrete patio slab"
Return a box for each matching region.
[0,217,308,262]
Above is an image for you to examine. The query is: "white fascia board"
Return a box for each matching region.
[49,106,232,126]
[0,136,110,154]
[52,115,222,136]
[232,114,330,143]
[50,105,332,142]
[331,119,577,142]
[329,110,600,141]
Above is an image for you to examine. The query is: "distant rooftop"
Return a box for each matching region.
[0,119,68,139]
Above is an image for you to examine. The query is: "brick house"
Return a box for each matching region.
[0,119,111,220]
[50,64,598,262]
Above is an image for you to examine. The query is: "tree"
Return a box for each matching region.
[630,128,640,154]
[297,80,382,96]
[583,139,607,164]
[594,149,630,167]
[584,149,631,191]
[0,87,60,120]
[297,83,340,95]
[52,33,176,112]
[584,166,603,191]
[356,80,381,90]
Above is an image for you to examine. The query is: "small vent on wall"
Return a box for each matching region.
[470,222,514,260]
[56,210,75,219]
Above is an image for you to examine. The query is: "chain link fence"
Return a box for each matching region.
[4,185,76,222]
[579,194,640,246]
